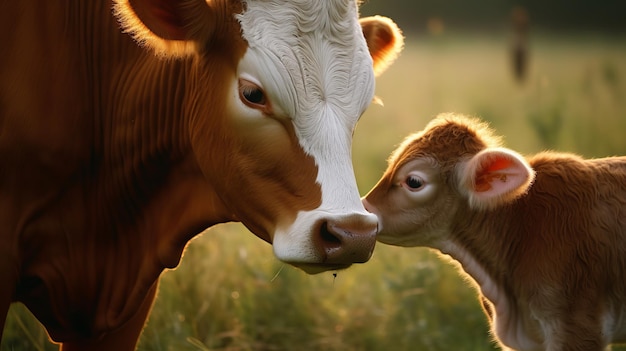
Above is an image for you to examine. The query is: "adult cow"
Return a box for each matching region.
[0,0,404,349]
[363,114,626,351]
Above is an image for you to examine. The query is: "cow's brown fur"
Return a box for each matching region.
[364,113,626,351]
[1,3,250,347]
[0,0,403,349]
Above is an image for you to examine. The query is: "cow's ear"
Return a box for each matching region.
[457,147,535,210]
[114,0,215,58]
[360,16,404,77]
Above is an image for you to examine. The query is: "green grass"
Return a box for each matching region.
[3,33,626,351]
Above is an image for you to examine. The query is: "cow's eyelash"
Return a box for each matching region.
[238,79,271,113]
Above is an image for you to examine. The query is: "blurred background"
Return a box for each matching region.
[3,1,626,350]
[361,0,626,34]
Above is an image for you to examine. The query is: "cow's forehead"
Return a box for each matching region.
[236,0,375,141]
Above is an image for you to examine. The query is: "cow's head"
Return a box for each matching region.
[115,0,403,273]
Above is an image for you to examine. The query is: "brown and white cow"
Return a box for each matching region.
[0,0,404,349]
[363,114,626,351]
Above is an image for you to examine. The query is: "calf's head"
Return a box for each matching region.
[115,0,404,272]
[363,114,535,246]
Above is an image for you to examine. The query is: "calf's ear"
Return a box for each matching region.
[360,16,404,77]
[457,147,535,210]
[114,0,216,58]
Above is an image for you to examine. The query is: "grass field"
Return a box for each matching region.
[3,32,626,351]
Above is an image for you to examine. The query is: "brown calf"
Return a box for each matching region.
[363,114,626,351]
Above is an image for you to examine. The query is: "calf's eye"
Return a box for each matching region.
[405,175,424,191]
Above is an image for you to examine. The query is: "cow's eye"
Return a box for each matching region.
[242,87,265,104]
[239,78,268,110]
[405,175,424,191]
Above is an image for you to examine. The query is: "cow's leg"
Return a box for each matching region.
[60,282,158,351]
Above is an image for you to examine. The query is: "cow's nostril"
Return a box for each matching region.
[320,221,342,248]
[315,215,378,264]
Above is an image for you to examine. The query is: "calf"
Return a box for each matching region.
[363,113,626,351]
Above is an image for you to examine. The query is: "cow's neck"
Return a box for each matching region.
[82,0,237,289]
[98,52,235,262]
[22,42,234,344]
[8,0,237,245]
[9,0,239,340]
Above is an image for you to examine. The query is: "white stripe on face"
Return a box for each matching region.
[236,0,378,267]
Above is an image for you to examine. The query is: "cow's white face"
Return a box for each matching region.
[115,0,404,273]
[233,0,382,271]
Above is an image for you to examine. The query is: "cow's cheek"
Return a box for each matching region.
[227,107,320,236]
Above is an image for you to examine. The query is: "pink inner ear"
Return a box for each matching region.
[485,157,512,172]
[474,176,492,192]
[474,156,513,192]
[465,148,534,209]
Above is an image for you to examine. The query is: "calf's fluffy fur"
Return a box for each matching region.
[363,113,626,351]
